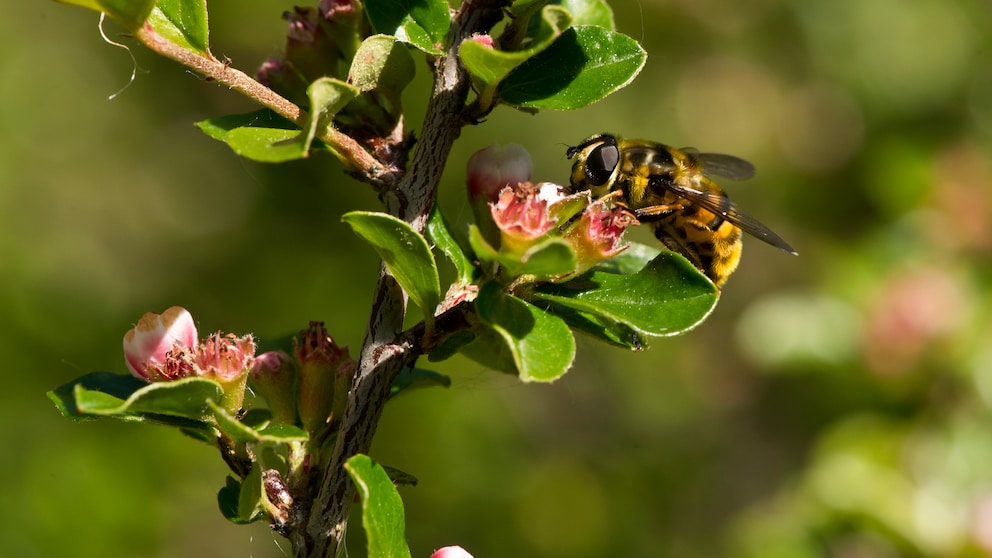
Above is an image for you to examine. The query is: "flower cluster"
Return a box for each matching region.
[123,307,258,412]
[467,143,637,278]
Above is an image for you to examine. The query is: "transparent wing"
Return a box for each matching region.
[680,147,755,180]
[666,181,797,254]
[695,152,755,181]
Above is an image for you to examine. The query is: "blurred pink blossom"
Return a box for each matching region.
[431,546,473,558]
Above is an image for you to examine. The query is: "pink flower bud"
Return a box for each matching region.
[285,7,320,45]
[123,306,198,382]
[431,546,473,558]
[468,33,494,48]
[467,143,533,204]
[320,0,356,19]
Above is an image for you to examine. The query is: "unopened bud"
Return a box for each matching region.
[294,321,355,432]
[250,351,299,425]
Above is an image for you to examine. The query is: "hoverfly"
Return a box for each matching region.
[566,134,797,287]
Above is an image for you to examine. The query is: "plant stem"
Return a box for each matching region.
[133,23,390,182]
[296,2,511,556]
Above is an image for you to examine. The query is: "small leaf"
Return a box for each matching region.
[49,371,145,420]
[256,424,309,442]
[455,326,519,375]
[350,35,416,94]
[366,0,451,54]
[390,367,451,399]
[468,226,577,279]
[427,330,477,363]
[514,239,578,277]
[381,465,419,487]
[476,282,576,382]
[150,0,210,54]
[53,373,224,421]
[210,401,309,444]
[196,110,310,163]
[592,241,661,275]
[299,78,360,155]
[532,252,719,337]
[210,400,261,443]
[343,212,441,324]
[238,464,266,524]
[459,5,570,90]
[345,454,412,558]
[218,476,244,523]
[556,0,615,29]
[56,0,155,31]
[427,205,476,286]
[539,302,647,350]
[500,26,646,110]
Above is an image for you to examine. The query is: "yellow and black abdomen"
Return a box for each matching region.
[650,208,742,287]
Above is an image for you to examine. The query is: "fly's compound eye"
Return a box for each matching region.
[584,142,619,187]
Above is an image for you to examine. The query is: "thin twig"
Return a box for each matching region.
[133,23,390,182]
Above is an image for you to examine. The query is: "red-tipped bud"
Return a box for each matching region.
[294,322,355,432]
[250,351,299,425]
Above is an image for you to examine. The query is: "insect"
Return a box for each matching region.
[566,133,797,287]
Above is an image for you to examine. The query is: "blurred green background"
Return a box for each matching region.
[6,0,992,556]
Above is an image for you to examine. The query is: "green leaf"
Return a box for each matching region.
[366,0,451,54]
[592,241,661,274]
[454,326,519,375]
[556,0,615,28]
[345,454,412,558]
[196,109,310,163]
[390,367,451,399]
[49,371,145,420]
[427,330,477,363]
[381,465,419,487]
[256,424,309,442]
[149,0,210,54]
[56,0,155,31]
[51,372,224,421]
[538,302,647,350]
[218,476,244,524]
[500,26,646,110]
[210,401,308,444]
[237,464,266,523]
[350,35,416,94]
[532,251,719,337]
[476,282,576,382]
[343,212,441,324]
[299,78,360,156]
[427,205,476,286]
[459,5,570,91]
[468,226,578,279]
